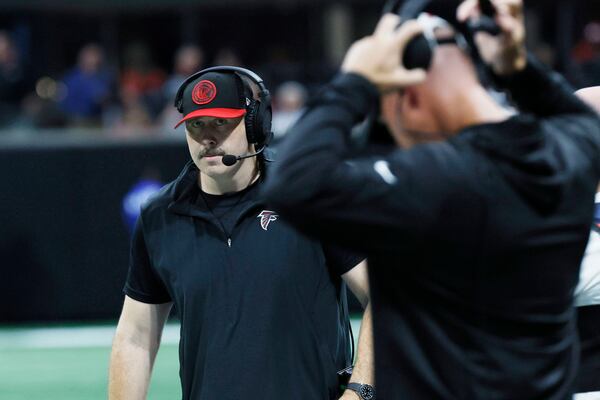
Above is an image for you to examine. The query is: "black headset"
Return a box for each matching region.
[383,0,500,70]
[174,66,273,148]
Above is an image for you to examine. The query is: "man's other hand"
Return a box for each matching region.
[341,13,427,92]
[457,0,526,75]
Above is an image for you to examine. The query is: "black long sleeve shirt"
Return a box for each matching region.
[263,58,600,399]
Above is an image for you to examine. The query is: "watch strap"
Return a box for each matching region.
[347,382,363,394]
[346,382,375,400]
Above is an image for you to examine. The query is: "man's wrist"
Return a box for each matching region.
[346,382,376,400]
[343,388,361,399]
[331,73,380,106]
[492,47,527,76]
[325,72,379,124]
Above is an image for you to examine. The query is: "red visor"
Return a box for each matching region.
[174,108,246,128]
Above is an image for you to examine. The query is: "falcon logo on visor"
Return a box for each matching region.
[258,210,278,231]
[192,80,217,105]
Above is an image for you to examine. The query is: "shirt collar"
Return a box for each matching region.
[168,160,267,221]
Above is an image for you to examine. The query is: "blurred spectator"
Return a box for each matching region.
[107,85,154,138]
[21,91,67,129]
[121,42,165,117]
[271,80,307,141]
[59,43,113,127]
[0,30,28,128]
[159,44,204,133]
[532,42,555,67]
[258,45,304,91]
[213,47,242,67]
[162,44,204,102]
[572,22,600,88]
[573,22,600,63]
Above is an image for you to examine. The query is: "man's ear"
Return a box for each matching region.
[380,91,401,121]
[401,87,419,111]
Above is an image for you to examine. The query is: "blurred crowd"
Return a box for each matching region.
[572,21,600,88]
[0,20,599,139]
[0,31,309,140]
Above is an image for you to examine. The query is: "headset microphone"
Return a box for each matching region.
[221,145,266,166]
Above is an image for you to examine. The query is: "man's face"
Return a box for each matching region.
[380,73,445,149]
[185,116,250,177]
[381,33,477,148]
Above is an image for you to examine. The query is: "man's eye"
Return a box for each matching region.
[214,119,227,126]
[190,120,205,128]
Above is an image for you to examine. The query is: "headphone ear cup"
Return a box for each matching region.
[250,100,272,146]
[403,33,432,70]
[261,104,272,145]
[245,99,259,144]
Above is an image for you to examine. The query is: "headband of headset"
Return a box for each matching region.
[383,0,497,70]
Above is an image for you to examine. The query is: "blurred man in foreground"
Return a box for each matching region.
[573,86,600,399]
[264,0,600,398]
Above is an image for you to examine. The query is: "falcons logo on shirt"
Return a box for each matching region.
[258,210,278,231]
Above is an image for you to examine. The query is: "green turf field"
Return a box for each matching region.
[0,345,180,400]
[0,318,362,400]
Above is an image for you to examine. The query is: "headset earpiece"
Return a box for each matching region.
[244,97,260,145]
[251,90,272,147]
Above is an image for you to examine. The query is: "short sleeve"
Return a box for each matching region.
[322,243,365,276]
[574,231,600,307]
[123,218,172,304]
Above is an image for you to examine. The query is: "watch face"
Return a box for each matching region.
[360,384,375,400]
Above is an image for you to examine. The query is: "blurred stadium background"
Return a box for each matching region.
[0,0,598,399]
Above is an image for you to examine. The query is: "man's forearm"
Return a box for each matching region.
[498,55,594,117]
[108,333,158,400]
[342,304,375,399]
[263,73,377,212]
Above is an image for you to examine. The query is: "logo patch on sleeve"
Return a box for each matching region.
[258,210,278,231]
[374,160,397,184]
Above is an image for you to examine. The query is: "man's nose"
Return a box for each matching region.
[197,130,218,146]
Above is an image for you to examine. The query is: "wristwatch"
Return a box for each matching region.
[347,382,375,400]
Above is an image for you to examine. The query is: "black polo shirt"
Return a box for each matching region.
[124,161,362,400]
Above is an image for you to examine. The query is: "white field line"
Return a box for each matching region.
[0,319,362,350]
[0,324,181,350]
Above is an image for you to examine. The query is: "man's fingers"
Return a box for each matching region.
[374,13,402,37]
[399,68,427,84]
[457,0,480,23]
[496,13,524,41]
[491,0,523,16]
[493,2,523,22]
[458,0,522,23]
[395,20,425,52]
[384,68,427,87]
[344,12,427,91]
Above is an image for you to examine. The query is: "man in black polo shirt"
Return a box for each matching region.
[263,1,600,399]
[108,67,374,400]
